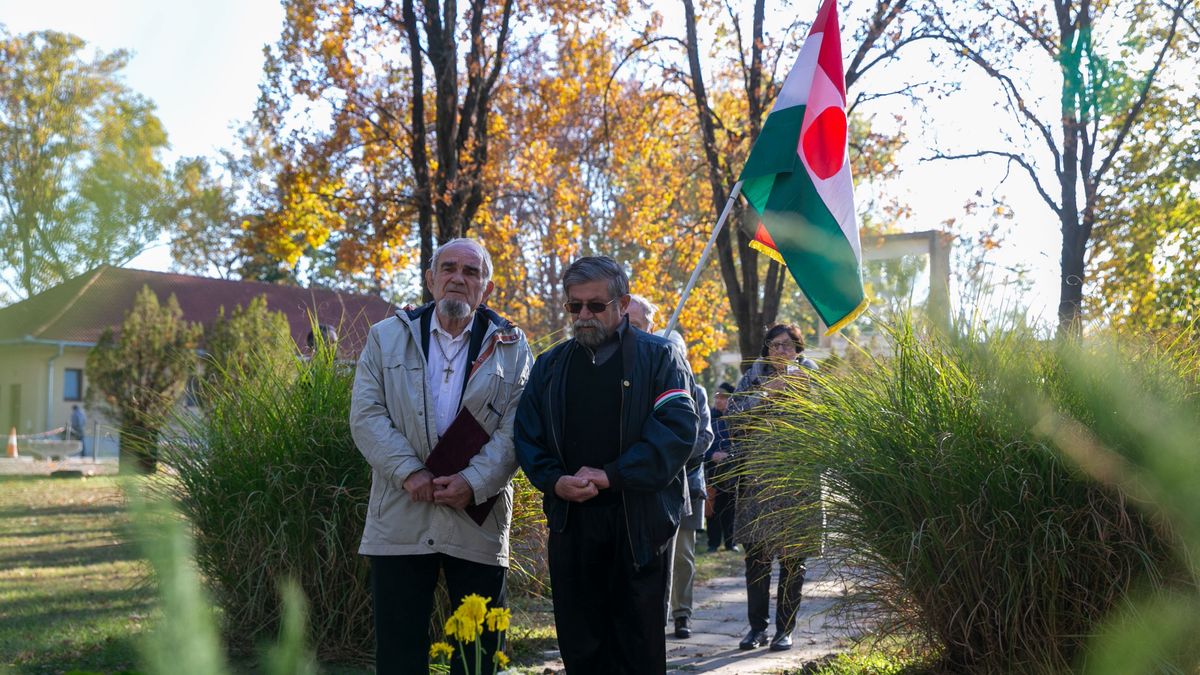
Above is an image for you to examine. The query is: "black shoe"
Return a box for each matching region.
[739,628,768,650]
[674,616,691,639]
[705,546,718,554]
[769,631,793,651]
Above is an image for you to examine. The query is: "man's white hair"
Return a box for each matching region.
[431,238,493,282]
[654,328,687,358]
[628,294,658,322]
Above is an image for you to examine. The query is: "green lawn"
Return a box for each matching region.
[0,476,743,675]
[0,475,154,674]
[0,475,562,674]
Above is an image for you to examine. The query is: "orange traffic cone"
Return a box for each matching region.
[6,427,17,458]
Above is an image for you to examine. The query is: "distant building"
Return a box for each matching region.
[0,265,397,450]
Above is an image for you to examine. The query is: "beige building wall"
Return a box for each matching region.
[0,344,119,449]
[0,344,54,434]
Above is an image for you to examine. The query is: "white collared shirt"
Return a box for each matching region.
[427,311,472,436]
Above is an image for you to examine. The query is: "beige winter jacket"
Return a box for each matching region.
[350,304,532,566]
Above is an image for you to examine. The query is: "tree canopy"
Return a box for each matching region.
[0,29,171,300]
[926,0,1194,335]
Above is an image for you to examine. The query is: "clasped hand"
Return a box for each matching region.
[554,466,610,502]
[403,469,473,509]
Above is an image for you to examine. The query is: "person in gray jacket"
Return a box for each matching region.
[729,324,818,653]
[657,329,712,640]
[351,238,533,675]
[628,294,715,639]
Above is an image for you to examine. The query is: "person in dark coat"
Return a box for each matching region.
[514,256,699,674]
[728,324,819,653]
[704,382,737,552]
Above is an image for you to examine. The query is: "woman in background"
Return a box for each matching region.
[728,324,818,652]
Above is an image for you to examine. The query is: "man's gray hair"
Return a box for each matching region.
[562,256,628,300]
[628,294,658,323]
[431,238,493,282]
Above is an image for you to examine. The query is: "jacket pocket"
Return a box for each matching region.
[381,353,408,426]
[472,371,510,431]
[374,475,391,519]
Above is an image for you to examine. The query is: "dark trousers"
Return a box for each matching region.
[370,553,506,675]
[706,488,736,550]
[744,541,806,635]
[548,503,670,674]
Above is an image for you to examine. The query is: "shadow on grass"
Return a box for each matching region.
[1,586,152,674]
[0,538,139,569]
[6,631,142,675]
[0,504,126,520]
[0,585,151,623]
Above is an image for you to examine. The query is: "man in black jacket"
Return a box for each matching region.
[514,256,699,674]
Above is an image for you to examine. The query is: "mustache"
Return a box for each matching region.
[572,318,607,347]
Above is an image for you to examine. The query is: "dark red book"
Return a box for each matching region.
[425,408,498,526]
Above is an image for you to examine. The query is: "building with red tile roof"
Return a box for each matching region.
[0,266,398,447]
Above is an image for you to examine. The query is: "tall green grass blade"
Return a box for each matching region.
[126,483,228,675]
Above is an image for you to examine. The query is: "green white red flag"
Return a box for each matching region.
[739,0,867,334]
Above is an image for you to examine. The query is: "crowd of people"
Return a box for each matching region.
[350,238,820,674]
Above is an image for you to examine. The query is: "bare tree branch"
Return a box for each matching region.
[1093,0,1186,185]
[845,0,908,87]
[929,7,1064,181]
[926,149,1062,216]
[1003,0,1059,55]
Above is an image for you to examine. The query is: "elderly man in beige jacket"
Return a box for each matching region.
[351,238,533,675]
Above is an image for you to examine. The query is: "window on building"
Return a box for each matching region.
[64,369,83,401]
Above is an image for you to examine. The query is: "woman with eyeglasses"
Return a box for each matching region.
[726,323,818,652]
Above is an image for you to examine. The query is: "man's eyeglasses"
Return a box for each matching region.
[564,298,618,315]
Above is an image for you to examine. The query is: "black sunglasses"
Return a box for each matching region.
[563,298,617,315]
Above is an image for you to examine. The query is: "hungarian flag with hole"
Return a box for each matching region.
[739,0,867,334]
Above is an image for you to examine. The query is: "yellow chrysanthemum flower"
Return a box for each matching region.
[456,593,490,628]
[443,614,462,641]
[429,641,454,661]
[446,612,480,642]
[485,607,512,632]
[458,618,481,642]
[493,649,510,668]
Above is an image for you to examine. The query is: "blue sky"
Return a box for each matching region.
[1,0,283,161]
[1,0,284,273]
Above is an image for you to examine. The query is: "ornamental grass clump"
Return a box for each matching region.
[156,327,551,663]
[156,335,374,661]
[127,485,318,675]
[1040,334,1200,674]
[734,320,1194,674]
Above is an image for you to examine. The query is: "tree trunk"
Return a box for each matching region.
[402,0,513,302]
[402,0,435,302]
[682,0,779,368]
[119,424,158,475]
[1056,1,1083,336]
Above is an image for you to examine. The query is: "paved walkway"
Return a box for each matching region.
[0,457,118,476]
[532,555,858,674]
